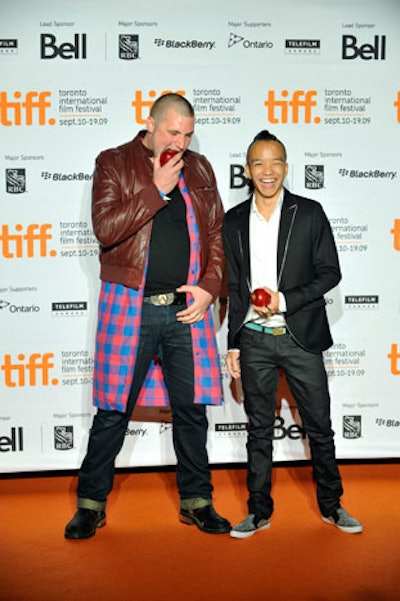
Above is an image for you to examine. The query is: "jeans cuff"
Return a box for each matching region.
[180,497,212,510]
[78,497,106,511]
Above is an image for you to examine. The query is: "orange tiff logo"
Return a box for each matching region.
[0,91,56,126]
[131,89,186,124]
[391,219,400,251]
[1,353,58,387]
[387,344,400,375]
[0,224,56,258]
[264,90,320,124]
[394,92,400,122]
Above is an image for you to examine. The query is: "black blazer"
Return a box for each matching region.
[222,189,341,353]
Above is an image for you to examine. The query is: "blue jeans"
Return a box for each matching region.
[239,327,343,519]
[77,302,213,509]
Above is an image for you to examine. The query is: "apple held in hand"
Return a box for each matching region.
[250,288,271,307]
[160,148,179,166]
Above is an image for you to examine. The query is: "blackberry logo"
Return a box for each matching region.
[343,415,362,439]
[6,168,26,194]
[305,165,324,189]
[119,34,139,60]
[54,425,74,450]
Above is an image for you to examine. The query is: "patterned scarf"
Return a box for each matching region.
[93,174,222,412]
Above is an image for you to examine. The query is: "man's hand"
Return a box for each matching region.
[175,285,212,324]
[226,350,241,379]
[152,152,183,195]
[252,287,280,318]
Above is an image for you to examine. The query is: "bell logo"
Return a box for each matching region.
[131,89,186,124]
[0,90,56,126]
[40,33,87,60]
[387,344,400,375]
[0,427,24,452]
[1,353,58,387]
[0,224,57,258]
[230,164,248,189]
[342,35,386,60]
[264,90,320,124]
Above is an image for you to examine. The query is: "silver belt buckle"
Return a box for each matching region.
[150,292,174,306]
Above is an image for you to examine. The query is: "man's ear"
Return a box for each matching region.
[147,115,155,134]
[244,163,250,179]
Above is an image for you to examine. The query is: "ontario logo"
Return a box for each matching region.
[228,33,273,49]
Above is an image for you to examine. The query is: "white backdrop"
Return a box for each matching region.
[1,0,399,472]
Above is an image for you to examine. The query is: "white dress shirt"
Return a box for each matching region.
[245,192,287,328]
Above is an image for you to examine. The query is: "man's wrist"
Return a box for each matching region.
[158,189,170,202]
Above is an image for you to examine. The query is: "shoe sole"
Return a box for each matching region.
[230,522,270,539]
[322,516,363,534]
[179,513,231,534]
[65,515,106,540]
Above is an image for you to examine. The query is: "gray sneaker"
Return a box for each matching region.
[322,507,363,534]
[230,514,271,539]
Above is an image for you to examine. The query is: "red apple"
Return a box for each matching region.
[250,288,271,307]
[160,148,179,166]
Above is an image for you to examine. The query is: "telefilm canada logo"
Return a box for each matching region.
[285,39,320,54]
[0,39,18,54]
[51,301,88,317]
[119,34,139,59]
[54,425,74,450]
[343,415,362,439]
[305,165,324,189]
[215,423,247,436]
[344,295,379,310]
[6,168,26,193]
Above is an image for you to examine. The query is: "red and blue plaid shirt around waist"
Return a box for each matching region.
[93,175,223,412]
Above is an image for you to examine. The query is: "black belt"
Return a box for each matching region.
[143,292,186,306]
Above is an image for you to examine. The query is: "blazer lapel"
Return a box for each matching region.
[277,190,297,287]
[237,200,251,286]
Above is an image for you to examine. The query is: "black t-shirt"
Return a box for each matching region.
[144,186,190,295]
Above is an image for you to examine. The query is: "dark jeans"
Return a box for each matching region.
[239,327,343,519]
[77,301,213,509]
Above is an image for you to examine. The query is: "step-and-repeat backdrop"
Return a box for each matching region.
[1,0,399,472]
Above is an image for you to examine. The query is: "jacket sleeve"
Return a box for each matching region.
[283,202,341,316]
[91,148,166,248]
[222,216,243,349]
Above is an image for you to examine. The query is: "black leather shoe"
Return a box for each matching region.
[65,508,106,539]
[179,505,231,534]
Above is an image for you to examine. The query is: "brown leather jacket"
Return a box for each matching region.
[91,131,225,301]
